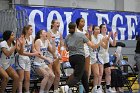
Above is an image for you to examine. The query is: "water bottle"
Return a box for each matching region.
[79,82,84,93]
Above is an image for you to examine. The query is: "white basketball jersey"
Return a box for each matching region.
[98,34,113,54]
[49,30,61,48]
[19,35,33,57]
[90,34,102,53]
[77,29,87,34]
[34,39,49,62]
[0,41,15,66]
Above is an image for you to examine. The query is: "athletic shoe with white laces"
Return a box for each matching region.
[97,88,103,93]
[60,85,69,93]
[54,89,59,93]
[91,86,98,93]
[68,88,72,93]
[106,87,117,93]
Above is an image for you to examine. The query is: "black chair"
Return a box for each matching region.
[110,42,126,47]
[30,62,42,93]
[116,59,138,92]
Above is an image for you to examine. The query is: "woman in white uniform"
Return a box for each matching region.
[99,24,117,93]
[76,17,91,80]
[0,40,10,93]
[90,25,108,93]
[16,25,40,93]
[47,19,64,93]
[0,30,19,93]
[33,29,56,93]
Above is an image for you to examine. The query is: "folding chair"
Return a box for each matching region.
[116,59,137,92]
[109,46,137,92]
[59,49,71,85]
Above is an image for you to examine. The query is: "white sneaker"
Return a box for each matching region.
[44,91,49,93]
[97,88,103,93]
[54,89,59,93]
[60,85,69,93]
[118,87,124,93]
[106,87,116,93]
[91,86,98,93]
[68,88,72,93]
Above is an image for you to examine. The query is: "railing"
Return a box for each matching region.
[0,8,28,38]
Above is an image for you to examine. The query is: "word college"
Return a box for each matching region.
[16,5,140,40]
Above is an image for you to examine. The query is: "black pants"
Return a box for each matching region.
[67,55,89,93]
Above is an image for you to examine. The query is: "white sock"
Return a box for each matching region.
[44,90,49,93]
[54,89,58,92]
[25,91,30,93]
[39,90,44,93]
[94,85,97,88]
[65,85,69,91]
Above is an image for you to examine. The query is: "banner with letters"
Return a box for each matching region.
[16,5,140,40]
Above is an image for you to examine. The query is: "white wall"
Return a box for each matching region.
[76,0,115,10]
[124,0,140,12]
[135,0,140,12]
[1,0,140,12]
[0,0,9,10]
[28,0,45,5]
[28,0,115,10]
[20,0,140,12]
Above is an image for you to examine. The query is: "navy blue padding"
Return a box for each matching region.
[0,33,2,39]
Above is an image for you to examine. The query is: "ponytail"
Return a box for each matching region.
[34,30,43,42]
[51,19,57,29]
[22,25,32,36]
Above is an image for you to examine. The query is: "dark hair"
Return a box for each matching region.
[99,24,106,33]
[51,19,57,29]
[22,25,32,36]
[76,17,83,28]
[99,24,105,29]
[68,22,76,29]
[92,25,98,31]
[3,30,13,41]
[3,30,15,45]
[34,30,43,42]
[92,25,99,34]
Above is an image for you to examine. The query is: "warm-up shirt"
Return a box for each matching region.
[65,32,89,57]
